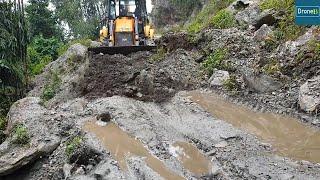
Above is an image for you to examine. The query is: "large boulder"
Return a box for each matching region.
[209,70,230,87]
[242,69,282,93]
[299,76,320,113]
[0,97,61,175]
[28,43,89,107]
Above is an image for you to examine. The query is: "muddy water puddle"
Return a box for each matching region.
[83,121,184,180]
[189,91,320,163]
[170,142,212,175]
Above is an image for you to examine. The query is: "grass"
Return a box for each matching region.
[308,39,320,60]
[30,55,52,75]
[0,116,7,144]
[223,75,239,91]
[66,136,83,157]
[260,0,305,41]
[0,116,7,131]
[187,0,235,34]
[41,71,62,102]
[210,9,236,29]
[262,59,281,75]
[150,47,167,62]
[12,124,30,145]
[201,48,228,76]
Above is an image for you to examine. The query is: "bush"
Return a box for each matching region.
[150,47,167,62]
[66,136,83,157]
[187,0,235,33]
[41,71,61,102]
[223,75,239,91]
[201,48,228,76]
[210,9,236,29]
[260,0,305,41]
[12,124,29,145]
[28,36,62,75]
[0,116,7,131]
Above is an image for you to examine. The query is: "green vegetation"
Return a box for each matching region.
[187,0,235,33]
[28,36,63,75]
[66,136,83,157]
[26,0,62,39]
[150,47,167,62]
[0,116,7,143]
[0,116,7,131]
[223,75,239,91]
[41,71,62,102]
[210,9,236,29]
[12,124,30,145]
[260,0,305,41]
[262,59,281,75]
[0,1,27,118]
[201,48,228,76]
[308,39,320,60]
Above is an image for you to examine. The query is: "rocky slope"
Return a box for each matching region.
[1,0,320,179]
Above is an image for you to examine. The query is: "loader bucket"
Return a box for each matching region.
[88,45,157,55]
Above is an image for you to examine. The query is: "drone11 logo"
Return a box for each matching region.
[296,0,320,25]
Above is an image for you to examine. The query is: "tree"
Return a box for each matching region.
[25,0,61,39]
[0,0,28,116]
[51,0,108,39]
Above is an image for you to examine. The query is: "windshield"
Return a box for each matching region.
[119,0,137,17]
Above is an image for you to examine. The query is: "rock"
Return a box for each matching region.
[63,163,73,179]
[242,69,282,93]
[299,76,320,113]
[252,10,277,30]
[96,112,112,122]
[279,173,294,180]
[254,24,273,40]
[235,3,261,25]
[74,166,86,176]
[90,41,102,48]
[214,141,228,148]
[0,97,61,176]
[209,70,230,87]
[206,149,217,156]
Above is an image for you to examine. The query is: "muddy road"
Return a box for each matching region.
[78,91,320,179]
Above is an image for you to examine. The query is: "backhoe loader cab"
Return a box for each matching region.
[91,0,155,55]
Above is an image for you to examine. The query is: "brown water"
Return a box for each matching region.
[172,142,212,175]
[189,91,320,163]
[83,121,184,180]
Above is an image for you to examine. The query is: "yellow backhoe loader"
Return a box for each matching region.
[89,0,156,55]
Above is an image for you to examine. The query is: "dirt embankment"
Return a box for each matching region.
[82,47,202,102]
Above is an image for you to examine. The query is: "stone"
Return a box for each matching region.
[90,41,102,48]
[0,97,61,176]
[252,10,277,30]
[96,112,112,122]
[242,69,282,93]
[209,70,230,87]
[63,163,73,179]
[299,76,320,113]
[235,4,261,25]
[254,24,273,40]
[214,141,228,148]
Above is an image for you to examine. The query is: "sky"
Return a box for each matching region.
[24,0,154,13]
